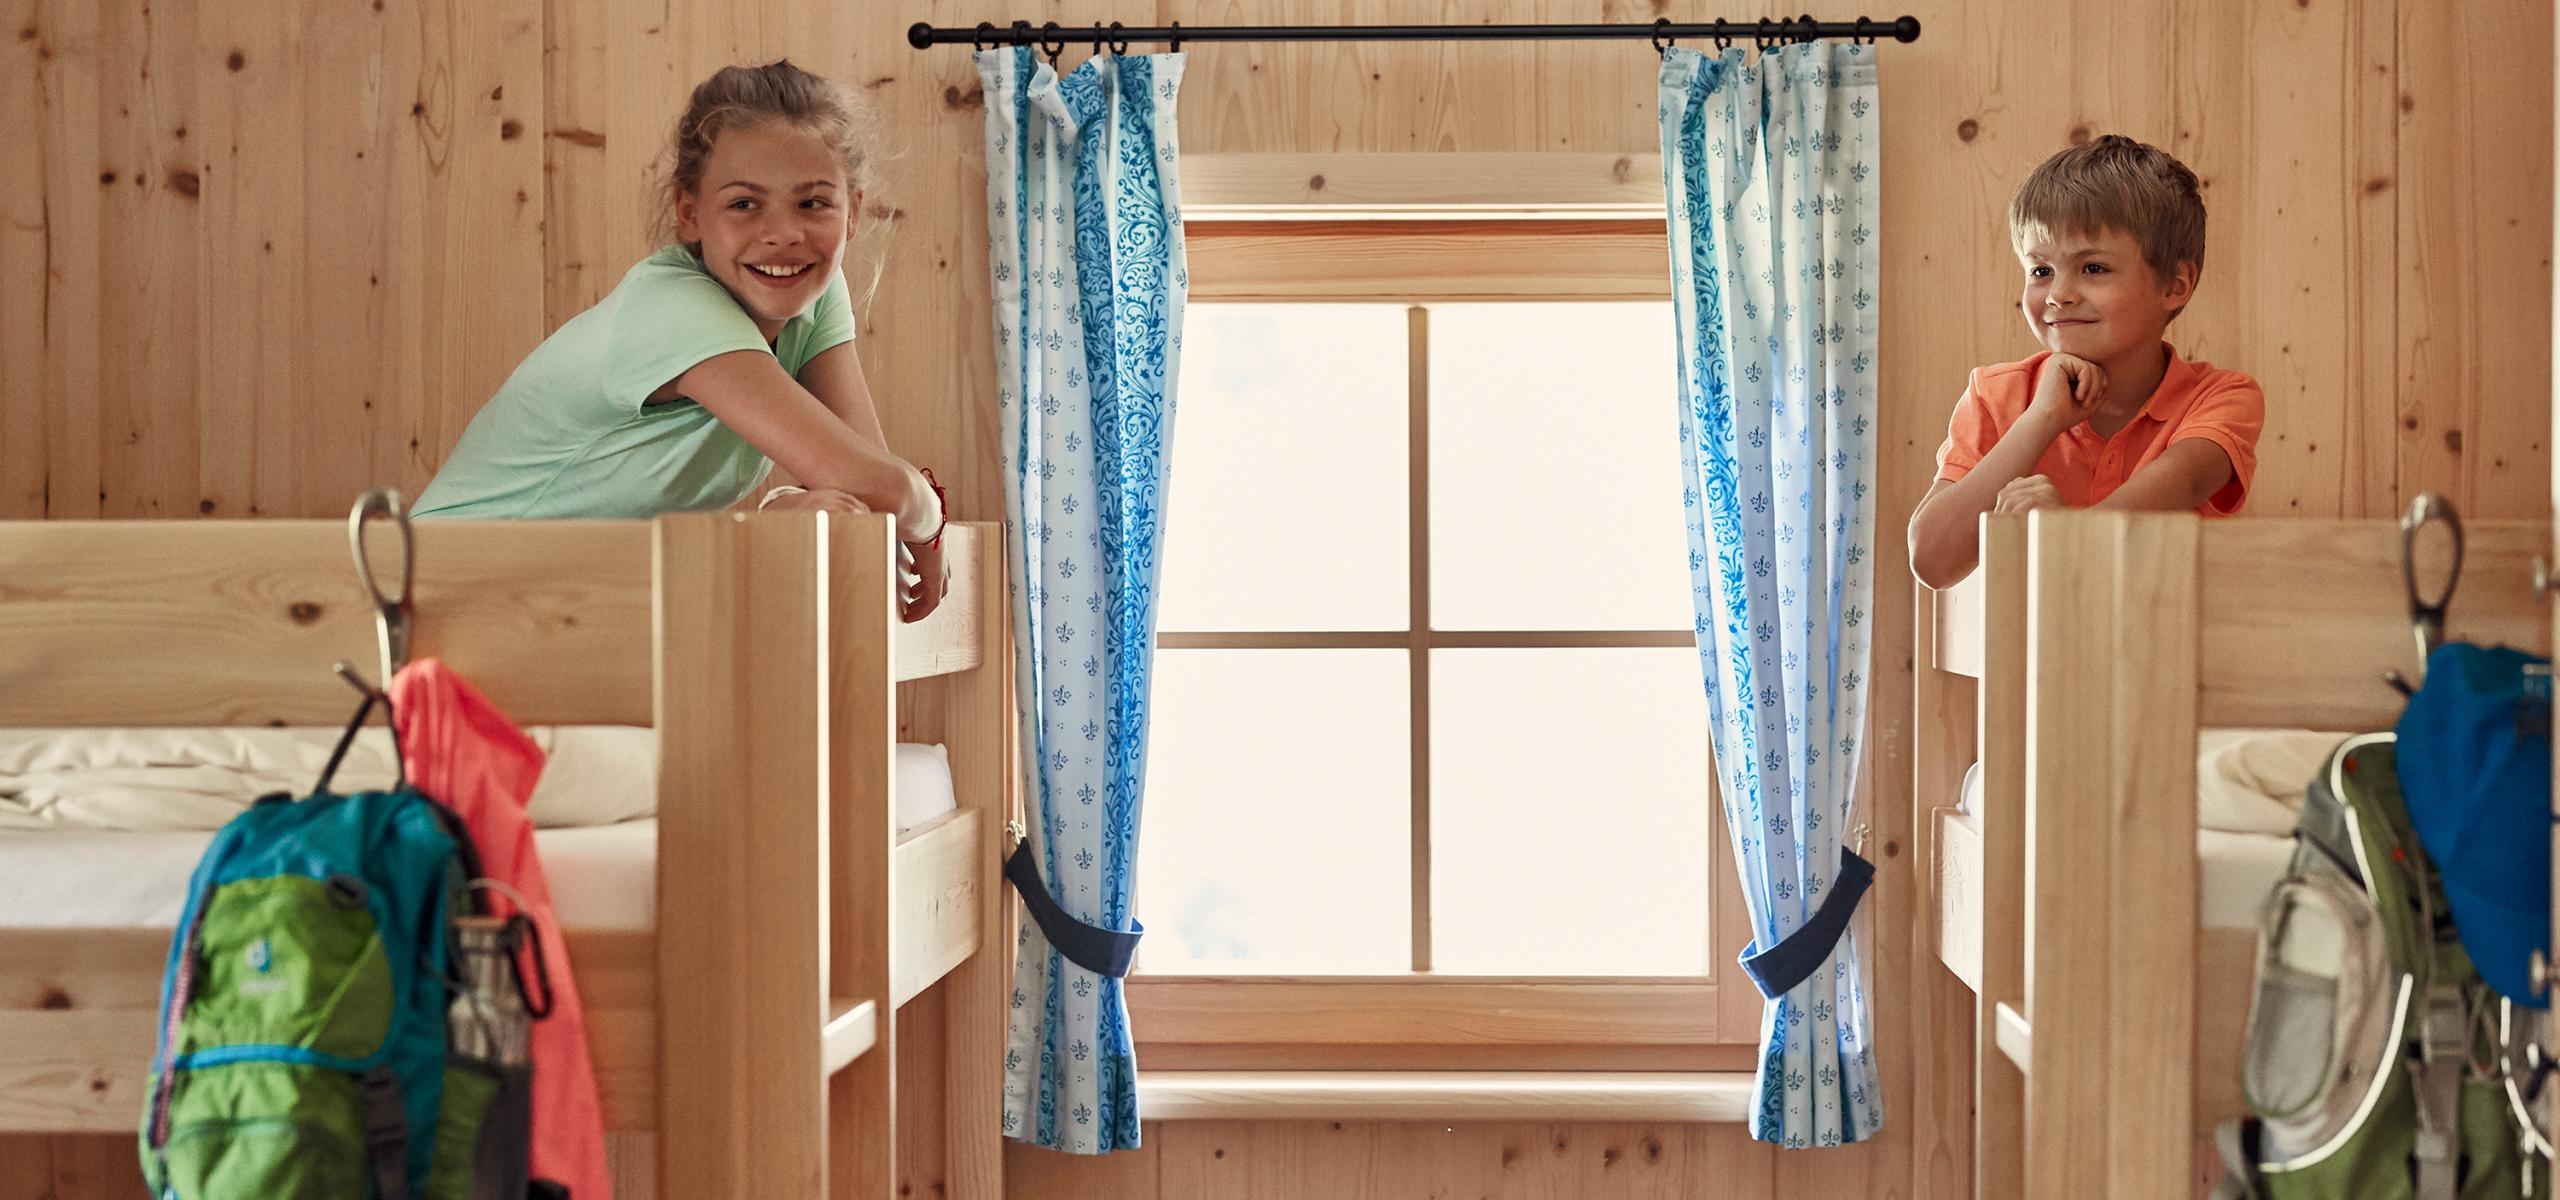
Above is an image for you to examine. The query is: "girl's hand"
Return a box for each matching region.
[762,487,871,514]
[2026,352,2108,428]
[899,537,949,623]
[1993,474,2068,514]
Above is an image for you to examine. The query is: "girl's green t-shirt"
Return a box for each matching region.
[413,244,854,519]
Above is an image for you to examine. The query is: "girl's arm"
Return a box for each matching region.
[2090,439,2234,513]
[672,349,940,541]
[797,341,894,448]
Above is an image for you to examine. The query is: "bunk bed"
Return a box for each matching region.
[1913,510,2551,1195]
[0,509,1012,1198]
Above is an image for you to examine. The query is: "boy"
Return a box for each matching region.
[1907,135,2265,589]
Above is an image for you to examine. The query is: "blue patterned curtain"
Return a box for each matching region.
[1660,43,1884,1148]
[977,45,1186,1154]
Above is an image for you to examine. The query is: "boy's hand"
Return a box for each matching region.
[1993,474,2068,514]
[2027,352,2109,428]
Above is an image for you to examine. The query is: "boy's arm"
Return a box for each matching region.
[1907,354,2106,589]
[2090,439,2234,513]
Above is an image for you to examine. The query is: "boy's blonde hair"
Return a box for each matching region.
[2008,134,2206,303]
[651,61,890,300]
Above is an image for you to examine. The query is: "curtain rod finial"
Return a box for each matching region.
[907,21,933,49]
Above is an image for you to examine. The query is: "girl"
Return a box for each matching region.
[415,60,947,621]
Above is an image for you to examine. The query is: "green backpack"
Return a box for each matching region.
[138,779,536,1199]
[2216,733,2545,1199]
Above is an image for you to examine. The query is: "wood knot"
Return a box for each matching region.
[226,49,245,71]
[169,169,201,198]
[198,499,216,514]
[500,119,524,140]
[1955,118,1979,142]
[1307,173,1327,192]
[2067,124,2092,144]
[37,985,71,1010]
[287,601,324,625]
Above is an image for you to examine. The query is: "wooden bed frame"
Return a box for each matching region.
[1913,510,2552,1196]
[0,513,1011,1199]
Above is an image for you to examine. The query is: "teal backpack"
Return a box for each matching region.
[139,702,537,1199]
[2215,733,2545,1199]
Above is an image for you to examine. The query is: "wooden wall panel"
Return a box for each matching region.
[1,0,2552,1196]
[2398,0,2555,519]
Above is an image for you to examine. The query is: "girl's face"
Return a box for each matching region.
[676,120,853,340]
[2014,224,2194,365]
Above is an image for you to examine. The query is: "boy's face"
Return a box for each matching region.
[676,119,854,341]
[2014,225,2196,364]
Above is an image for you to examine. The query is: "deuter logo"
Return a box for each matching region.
[237,938,289,994]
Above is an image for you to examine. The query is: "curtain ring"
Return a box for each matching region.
[972,21,995,51]
[1039,20,1066,65]
[1853,15,1873,44]
[1650,17,1673,55]
[1713,20,1732,52]
[1166,20,1182,52]
[1107,20,1131,55]
[1795,13,1817,43]
[1756,18,1777,51]
[1008,19,1033,49]
[1090,21,1107,57]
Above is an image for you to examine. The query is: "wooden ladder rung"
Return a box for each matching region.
[1993,1000,2031,1075]
[821,997,879,1076]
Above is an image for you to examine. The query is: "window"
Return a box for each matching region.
[1128,223,1759,1070]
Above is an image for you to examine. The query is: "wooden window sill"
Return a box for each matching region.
[1135,1071,1755,1123]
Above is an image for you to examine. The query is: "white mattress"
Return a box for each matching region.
[1953,729,2334,930]
[0,743,957,931]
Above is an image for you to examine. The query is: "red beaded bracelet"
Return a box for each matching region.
[906,467,948,551]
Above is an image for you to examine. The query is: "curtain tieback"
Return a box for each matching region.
[1737,846,1876,1000]
[1005,839,1146,978]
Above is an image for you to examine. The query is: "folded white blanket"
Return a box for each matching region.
[1955,728,2346,835]
[0,726,658,831]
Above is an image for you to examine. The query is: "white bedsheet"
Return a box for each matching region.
[0,743,958,930]
[1952,728,2337,929]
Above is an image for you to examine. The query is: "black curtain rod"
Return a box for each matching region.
[907,16,1922,53]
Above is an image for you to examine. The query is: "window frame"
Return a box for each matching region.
[1128,221,1762,1068]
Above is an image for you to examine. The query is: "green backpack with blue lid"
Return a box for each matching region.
[139,690,543,1199]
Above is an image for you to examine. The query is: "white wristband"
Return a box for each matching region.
[757,486,808,511]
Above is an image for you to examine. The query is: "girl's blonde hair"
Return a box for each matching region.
[652,60,891,303]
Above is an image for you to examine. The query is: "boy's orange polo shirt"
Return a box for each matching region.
[1933,345,2265,515]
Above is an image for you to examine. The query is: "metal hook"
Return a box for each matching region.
[972,21,996,51]
[1039,20,1066,66]
[1855,14,1878,44]
[2400,492,2464,681]
[1756,18,1778,51]
[1650,17,1673,55]
[1713,20,1733,52]
[1166,20,1182,52]
[1106,21,1131,55]
[344,487,414,695]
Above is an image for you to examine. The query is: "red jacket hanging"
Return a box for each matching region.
[393,659,612,1200]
